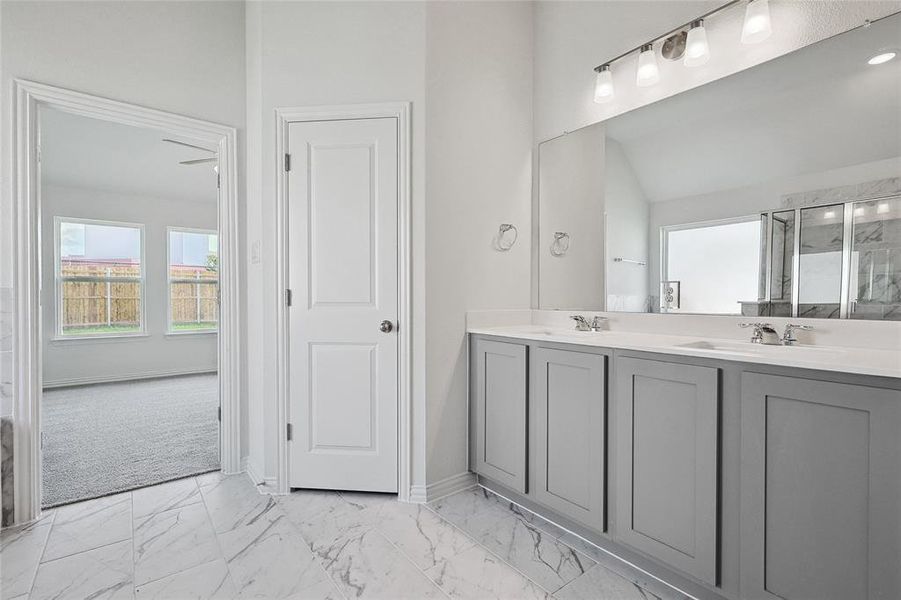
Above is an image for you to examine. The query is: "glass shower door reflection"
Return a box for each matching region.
[798,204,844,318]
[849,197,901,320]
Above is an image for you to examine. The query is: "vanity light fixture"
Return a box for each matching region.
[868,51,897,65]
[594,64,615,103]
[636,44,660,87]
[741,0,772,44]
[684,20,711,67]
[589,0,781,101]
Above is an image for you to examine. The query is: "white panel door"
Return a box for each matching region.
[288,118,398,493]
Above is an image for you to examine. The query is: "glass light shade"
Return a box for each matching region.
[742,0,772,44]
[594,67,614,103]
[636,46,660,87]
[684,22,710,67]
[868,52,897,65]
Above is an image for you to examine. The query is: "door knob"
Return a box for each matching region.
[379,320,394,333]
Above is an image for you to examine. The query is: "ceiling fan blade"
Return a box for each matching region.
[163,138,215,153]
[179,158,218,165]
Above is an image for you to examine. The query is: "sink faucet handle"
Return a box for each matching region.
[570,315,591,331]
[739,322,777,344]
[782,323,813,346]
[590,316,608,331]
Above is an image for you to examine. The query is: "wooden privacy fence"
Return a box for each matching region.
[60,262,218,329]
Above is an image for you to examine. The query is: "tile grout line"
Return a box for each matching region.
[130,490,137,595]
[272,494,351,600]
[22,510,56,598]
[421,501,564,597]
[366,518,454,600]
[195,473,244,597]
[471,485,685,598]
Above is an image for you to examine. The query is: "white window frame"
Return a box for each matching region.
[54,216,147,339]
[660,214,761,314]
[166,226,219,335]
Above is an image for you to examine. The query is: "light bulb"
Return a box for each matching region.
[742,0,772,44]
[636,44,660,87]
[684,20,710,67]
[868,52,897,65]
[594,65,614,103]
[877,202,890,214]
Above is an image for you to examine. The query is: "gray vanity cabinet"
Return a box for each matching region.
[530,347,607,532]
[471,338,528,493]
[740,373,901,600]
[614,356,719,586]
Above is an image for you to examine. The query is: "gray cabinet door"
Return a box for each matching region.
[740,373,901,600]
[472,338,528,493]
[615,356,719,585]
[531,347,606,532]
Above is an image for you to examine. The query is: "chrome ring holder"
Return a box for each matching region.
[550,231,570,256]
[496,223,518,251]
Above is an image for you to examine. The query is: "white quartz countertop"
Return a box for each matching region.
[467,325,901,379]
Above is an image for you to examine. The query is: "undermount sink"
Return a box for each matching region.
[675,340,842,355]
[675,340,769,355]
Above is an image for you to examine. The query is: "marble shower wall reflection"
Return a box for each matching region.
[851,196,901,320]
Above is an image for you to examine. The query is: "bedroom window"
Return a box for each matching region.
[168,228,218,333]
[56,217,145,337]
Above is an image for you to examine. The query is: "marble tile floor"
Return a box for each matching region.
[0,472,688,599]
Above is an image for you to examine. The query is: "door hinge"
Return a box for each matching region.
[284,153,291,172]
[217,406,221,422]
[216,173,220,189]
[287,423,293,441]
[286,288,293,307]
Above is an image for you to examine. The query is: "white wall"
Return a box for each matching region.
[534,1,901,142]
[0,1,245,427]
[40,185,218,386]
[604,138,649,312]
[245,1,428,485]
[424,1,533,485]
[538,123,605,310]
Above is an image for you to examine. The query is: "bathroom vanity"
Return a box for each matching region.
[468,325,901,600]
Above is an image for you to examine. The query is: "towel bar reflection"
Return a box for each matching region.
[496,224,518,251]
[613,257,647,266]
[551,232,570,256]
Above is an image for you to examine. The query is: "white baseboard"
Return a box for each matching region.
[244,456,282,495]
[43,367,217,389]
[409,471,476,504]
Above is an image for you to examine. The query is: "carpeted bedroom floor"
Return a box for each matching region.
[41,373,220,507]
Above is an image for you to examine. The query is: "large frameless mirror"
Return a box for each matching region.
[537,13,901,320]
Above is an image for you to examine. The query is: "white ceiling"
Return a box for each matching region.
[40,108,218,203]
[604,13,901,203]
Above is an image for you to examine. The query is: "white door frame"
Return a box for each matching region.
[11,80,242,524]
[274,102,412,500]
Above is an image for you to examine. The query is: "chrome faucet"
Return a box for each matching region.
[740,322,781,345]
[571,315,592,331]
[590,316,608,331]
[782,323,813,346]
[572,315,608,332]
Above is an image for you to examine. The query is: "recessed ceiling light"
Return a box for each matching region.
[868,51,897,65]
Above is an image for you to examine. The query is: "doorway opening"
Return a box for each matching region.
[12,80,240,523]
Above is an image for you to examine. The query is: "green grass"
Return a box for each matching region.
[62,324,141,336]
[171,322,218,331]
